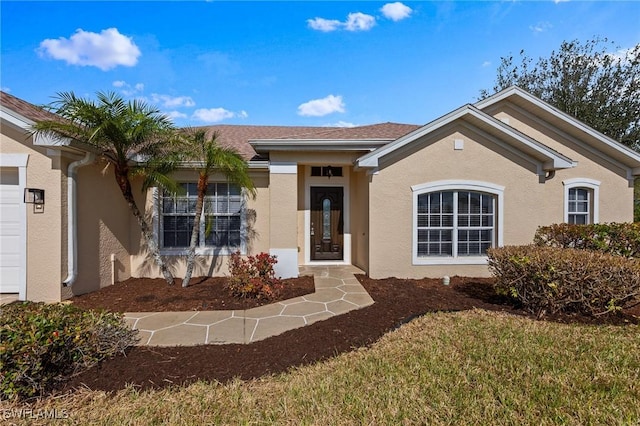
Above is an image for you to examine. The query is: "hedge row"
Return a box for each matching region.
[534,222,640,258]
[487,245,640,316]
[0,302,138,401]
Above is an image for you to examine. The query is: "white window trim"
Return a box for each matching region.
[563,178,600,224]
[156,184,248,256]
[411,180,504,265]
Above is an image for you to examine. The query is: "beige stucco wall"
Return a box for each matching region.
[70,162,132,296]
[1,125,65,302]
[350,169,370,272]
[367,115,632,279]
[490,105,633,222]
[128,169,271,279]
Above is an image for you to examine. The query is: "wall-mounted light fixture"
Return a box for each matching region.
[24,188,45,213]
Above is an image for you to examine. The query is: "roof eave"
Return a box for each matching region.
[249,138,393,153]
[476,86,640,169]
[356,104,574,171]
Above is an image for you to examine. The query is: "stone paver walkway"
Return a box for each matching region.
[124,265,373,346]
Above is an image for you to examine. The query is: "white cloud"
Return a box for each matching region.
[308,11,376,32]
[482,61,491,67]
[191,108,247,123]
[554,0,570,3]
[326,121,356,128]
[112,80,144,97]
[166,111,188,121]
[150,94,195,108]
[380,2,413,21]
[345,13,376,31]
[1,87,11,93]
[606,47,638,64]
[529,21,552,33]
[38,28,141,71]
[307,17,343,32]
[297,95,345,117]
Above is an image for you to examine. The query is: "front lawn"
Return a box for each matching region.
[6,309,639,425]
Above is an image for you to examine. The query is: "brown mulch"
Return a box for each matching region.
[60,275,639,395]
[70,275,316,312]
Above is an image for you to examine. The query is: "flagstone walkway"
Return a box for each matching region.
[123,265,373,346]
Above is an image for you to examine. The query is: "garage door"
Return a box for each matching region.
[0,168,24,293]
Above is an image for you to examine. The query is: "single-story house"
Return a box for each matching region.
[2,87,640,302]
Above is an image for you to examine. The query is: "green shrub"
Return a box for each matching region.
[487,245,640,316]
[0,302,138,401]
[226,251,283,299]
[534,223,640,257]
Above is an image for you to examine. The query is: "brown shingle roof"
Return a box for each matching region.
[195,122,420,159]
[0,91,59,124]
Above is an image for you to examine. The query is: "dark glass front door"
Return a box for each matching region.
[310,187,343,260]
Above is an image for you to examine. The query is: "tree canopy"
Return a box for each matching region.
[34,91,180,285]
[480,38,640,149]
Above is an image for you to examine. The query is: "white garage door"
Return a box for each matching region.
[0,168,24,293]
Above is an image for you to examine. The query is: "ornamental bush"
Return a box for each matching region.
[534,223,640,258]
[0,302,138,401]
[487,245,640,316]
[227,251,282,299]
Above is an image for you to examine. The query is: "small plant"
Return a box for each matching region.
[227,251,283,299]
[0,302,138,401]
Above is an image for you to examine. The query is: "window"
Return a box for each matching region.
[563,178,600,225]
[160,182,243,251]
[567,187,591,224]
[412,181,504,265]
[311,166,343,177]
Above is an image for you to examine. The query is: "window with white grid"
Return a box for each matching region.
[416,190,495,258]
[161,182,243,250]
[567,187,591,224]
[412,181,504,265]
[563,178,600,225]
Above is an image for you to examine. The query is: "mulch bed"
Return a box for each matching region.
[61,275,639,395]
[70,275,316,312]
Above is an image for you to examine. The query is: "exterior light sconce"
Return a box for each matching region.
[24,188,45,213]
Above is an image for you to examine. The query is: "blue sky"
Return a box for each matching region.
[1,1,639,127]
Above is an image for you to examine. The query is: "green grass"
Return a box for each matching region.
[5,310,639,425]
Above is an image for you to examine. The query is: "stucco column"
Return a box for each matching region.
[269,162,299,278]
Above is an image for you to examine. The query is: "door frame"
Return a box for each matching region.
[303,166,351,265]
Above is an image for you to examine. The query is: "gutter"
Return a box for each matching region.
[62,152,95,287]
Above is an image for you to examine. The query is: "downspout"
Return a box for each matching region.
[62,152,95,286]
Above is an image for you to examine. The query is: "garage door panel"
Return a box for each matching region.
[0,267,20,292]
[0,169,23,295]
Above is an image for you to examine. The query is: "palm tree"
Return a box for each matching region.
[33,91,179,285]
[180,128,256,287]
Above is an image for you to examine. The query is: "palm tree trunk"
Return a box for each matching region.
[182,173,208,287]
[115,169,175,286]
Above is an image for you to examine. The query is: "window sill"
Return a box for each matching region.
[160,247,244,256]
[412,256,489,265]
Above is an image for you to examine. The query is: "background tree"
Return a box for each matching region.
[480,38,640,149]
[33,91,180,285]
[180,129,256,288]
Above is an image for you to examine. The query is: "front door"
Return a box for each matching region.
[310,187,343,261]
